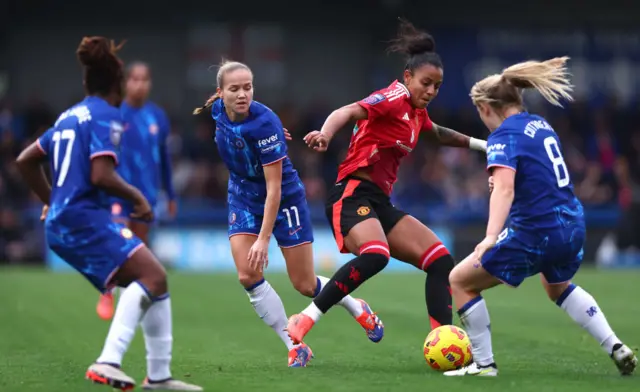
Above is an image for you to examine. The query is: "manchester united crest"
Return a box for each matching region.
[357,206,371,216]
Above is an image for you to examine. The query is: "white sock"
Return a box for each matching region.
[97,282,151,365]
[315,276,364,318]
[302,302,324,322]
[141,294,173,381]
[458,296,494,367]
[557,284,621,354]
[246,279,295,350]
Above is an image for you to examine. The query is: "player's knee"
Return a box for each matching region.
[362,253,389,274]
[238,272,263,290]
[291,277,317,298]
[426,254,454,277]
[140,267,168,297]
[359,241,391,273]
[448,264,465,289]
[542,280,571,302]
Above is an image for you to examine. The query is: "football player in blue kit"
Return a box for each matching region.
[444,57,637,377]
[193,60,384,368]
[16,36,201,391]
[97,61,177,322]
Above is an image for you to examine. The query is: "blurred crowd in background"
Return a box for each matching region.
[3,0,640,264]
[2,93,639,262]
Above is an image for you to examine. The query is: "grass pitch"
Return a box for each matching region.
[0,267,637,392]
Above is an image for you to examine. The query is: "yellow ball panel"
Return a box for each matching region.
[423,325,473,372]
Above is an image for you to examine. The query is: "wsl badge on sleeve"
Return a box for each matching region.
[363,93,386,105]
[110,121,124,146]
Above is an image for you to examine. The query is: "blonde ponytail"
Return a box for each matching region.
[501,56,574,107]
[192,93,221,115]
[470,56,574,108]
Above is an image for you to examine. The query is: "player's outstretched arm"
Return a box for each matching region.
[304,103,367,151]
[430,123,487,151]
[16,142,51,205]
[321,103,368,140]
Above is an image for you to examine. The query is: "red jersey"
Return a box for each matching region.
[336,80,433,195]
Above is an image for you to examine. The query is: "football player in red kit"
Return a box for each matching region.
[286,19,487,344]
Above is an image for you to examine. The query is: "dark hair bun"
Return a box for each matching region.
[76,36,117,68]
[387,18,436,57]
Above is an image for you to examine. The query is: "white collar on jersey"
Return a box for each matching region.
[394,80,411,97]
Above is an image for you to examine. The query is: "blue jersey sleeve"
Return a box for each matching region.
[91,112,124,165]
[156,107,175,199]
[486,129,518,172]
[249,115,287,166]
[37,128,54,155]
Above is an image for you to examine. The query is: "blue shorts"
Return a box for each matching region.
[46,209,144,293]
[111,199,157,224]
[228,197,314,248]
[481,226,585,287]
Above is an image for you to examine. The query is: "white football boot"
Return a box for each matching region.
[86,363,136,390]
[611,343,637,376]
[443,362,498,377]
[142,377,204,391]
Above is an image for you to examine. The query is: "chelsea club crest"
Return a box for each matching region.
[110,121,124,146]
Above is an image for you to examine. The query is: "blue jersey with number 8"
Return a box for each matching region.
[485,112,584,230]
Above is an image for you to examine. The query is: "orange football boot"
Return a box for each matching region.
[97,292,115,321]
[285,314,315,345]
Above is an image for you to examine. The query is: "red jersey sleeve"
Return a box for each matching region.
[357,92,394,121]
[421,110,434,133]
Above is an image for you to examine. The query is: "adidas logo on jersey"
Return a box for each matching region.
[402,113,410,121]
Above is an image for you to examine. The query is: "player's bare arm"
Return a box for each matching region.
[259,159,283,243]
[473,167,515,260]
[16,141,52,205]
[486,167,515,239]
[90,156,149,214]
[304,103,367,151]
[248,159,283,270]
[431,123,486,151]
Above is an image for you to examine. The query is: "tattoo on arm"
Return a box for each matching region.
[432,123,471,148]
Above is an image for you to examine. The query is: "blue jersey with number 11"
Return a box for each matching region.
[212,99,304,214]
[486,112,584,230]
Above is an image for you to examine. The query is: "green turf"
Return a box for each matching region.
[0,267,637,392]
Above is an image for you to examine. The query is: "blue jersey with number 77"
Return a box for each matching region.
[485,112,584,230]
